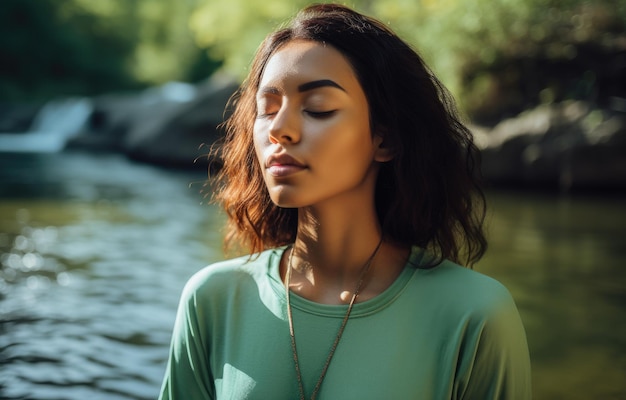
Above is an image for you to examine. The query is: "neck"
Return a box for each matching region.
[285,199,409,305]
[294,200,382,275]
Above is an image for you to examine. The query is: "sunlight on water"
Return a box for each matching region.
[0,152,624,399]
[0,152,224,400]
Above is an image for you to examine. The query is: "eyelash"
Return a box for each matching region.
[305,110,336,119]
[256,110,337,119]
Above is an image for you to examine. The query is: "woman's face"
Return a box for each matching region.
[253,40,388,209]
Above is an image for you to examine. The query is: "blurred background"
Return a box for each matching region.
[0,0,624,399]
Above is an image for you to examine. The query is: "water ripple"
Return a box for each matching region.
[0,152,222,399]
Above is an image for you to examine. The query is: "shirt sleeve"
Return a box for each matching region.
[159,274,215,400]
[456,287,532,400]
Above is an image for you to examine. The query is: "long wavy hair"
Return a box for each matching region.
[211,3,487,267]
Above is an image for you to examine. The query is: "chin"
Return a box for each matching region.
[270,197,300,209]
[268,188,299,209]
[269,192,318,210]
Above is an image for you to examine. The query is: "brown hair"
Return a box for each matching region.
[211,3,487,267]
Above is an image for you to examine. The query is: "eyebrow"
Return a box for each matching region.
[257,79,346,97]
[298,79,346,93]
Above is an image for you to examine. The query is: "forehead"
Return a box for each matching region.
[258,40,361,92]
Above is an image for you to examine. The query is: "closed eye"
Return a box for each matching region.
[305,110,337,119]
[256,112,277,119]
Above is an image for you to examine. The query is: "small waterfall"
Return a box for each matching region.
[0,98,93,153]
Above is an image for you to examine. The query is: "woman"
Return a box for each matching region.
[159,4,531,399]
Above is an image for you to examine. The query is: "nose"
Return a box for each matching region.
[268,105,300,144]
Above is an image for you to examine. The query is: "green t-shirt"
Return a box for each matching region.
[159,246,531,399]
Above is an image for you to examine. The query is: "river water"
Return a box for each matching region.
[0,151,624,399]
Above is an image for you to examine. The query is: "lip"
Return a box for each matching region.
[265,153,306,177]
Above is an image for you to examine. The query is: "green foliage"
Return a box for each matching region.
[447,0,626,122]
[2,0,623,118]
[188,0,625,121]
[189,0,374,79]
[0,0,222,102]
[0,0,138,101]
[125,0,217,84]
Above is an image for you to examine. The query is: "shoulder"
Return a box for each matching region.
[407,253,531,398]
[422,264,532,399]
[180,248,282,302]
[414,257,519,321]
[417,257,512,294]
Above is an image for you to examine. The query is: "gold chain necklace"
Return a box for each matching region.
[285,238,383,400]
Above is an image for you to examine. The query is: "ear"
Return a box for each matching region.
[373,132,395,162]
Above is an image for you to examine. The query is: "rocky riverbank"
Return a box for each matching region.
[473,100,626,192]
[2,74,625,192]
[66,74,239,168]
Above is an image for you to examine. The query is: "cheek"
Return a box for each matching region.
[312,131,373,177]
[323,119,372,157]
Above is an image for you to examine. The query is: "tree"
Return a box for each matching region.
[0,0,138,101]
[188,0,625,121]
[0,0,222,102]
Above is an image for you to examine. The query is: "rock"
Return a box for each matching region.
[122,75,238,168]
[66,91,146,152]
[67,74,240,169]
[564,114,626,190]
[476,100,626,192]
